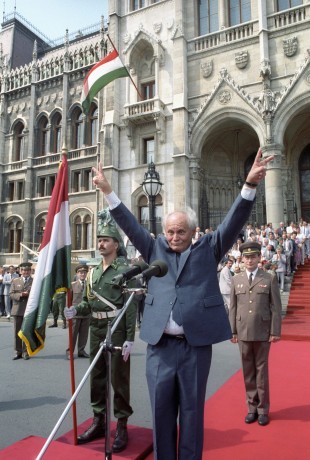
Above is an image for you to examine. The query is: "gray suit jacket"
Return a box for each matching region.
[111,194,254,347]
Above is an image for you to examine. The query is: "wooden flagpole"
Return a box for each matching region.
[61,147,78,444]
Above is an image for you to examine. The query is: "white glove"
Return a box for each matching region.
[122,341,134,362]
[64,306,77,320]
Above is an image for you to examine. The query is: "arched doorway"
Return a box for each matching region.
[299,145,310,221]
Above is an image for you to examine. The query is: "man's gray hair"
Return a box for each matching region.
[162,207,198,231]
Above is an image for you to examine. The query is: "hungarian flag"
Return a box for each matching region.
[81,48,129,114]
[19,155,71,356]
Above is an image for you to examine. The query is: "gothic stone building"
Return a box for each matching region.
[1,0,310,266]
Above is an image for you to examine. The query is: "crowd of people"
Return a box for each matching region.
[212,220,310,300]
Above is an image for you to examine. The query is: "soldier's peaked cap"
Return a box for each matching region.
[19,262,32,268]
[239,241,261,255]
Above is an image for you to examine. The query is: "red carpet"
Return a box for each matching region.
[0,421,153,459]
[282,259,310,341]
[203,341,310,460]
[1,342,309,459]
[145,341,310,460]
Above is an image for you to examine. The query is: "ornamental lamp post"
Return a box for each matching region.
[141,162,162,236]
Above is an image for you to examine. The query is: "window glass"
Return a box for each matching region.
[278,0,301,10]
[199,0,219,35]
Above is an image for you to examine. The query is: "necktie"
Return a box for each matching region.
[172,253,182,325]
[81,281,85,290]
[249,273,253,286]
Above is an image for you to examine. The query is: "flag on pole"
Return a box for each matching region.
[19,155,71,356]
[81,48,129,114]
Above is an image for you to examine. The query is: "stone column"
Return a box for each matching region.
[263,144,284,228]
[219,0,228,29]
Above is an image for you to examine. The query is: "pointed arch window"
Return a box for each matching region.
[138,194,163,235]
[38,116,49,155]
[13,121,25,162]
[72,108,84,149]
[51,113,62,153]
[72,213,93,250]
[7,218,23,253]
[86,104,98,146]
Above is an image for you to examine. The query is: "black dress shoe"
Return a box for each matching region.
[49,323,58,328]
[77,415,105,444]
[22,353,30,360]
[258,414,269,426]
[12,354,22,360]
[245,413,258,424]
[78,351,90,358]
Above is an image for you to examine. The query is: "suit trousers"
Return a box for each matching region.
[238,340,271,415]
[146,335,212,460]
[13,315,27,354]
[71,317,90,353]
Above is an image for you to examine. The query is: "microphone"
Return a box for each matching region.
[111,261,149,283]
[133,260,168,281]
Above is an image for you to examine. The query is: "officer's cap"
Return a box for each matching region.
[239,241,261,256]
[19,262,32,269]
[75,264,88,273]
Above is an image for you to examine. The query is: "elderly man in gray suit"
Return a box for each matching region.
[229,241,282,427]
[91,149,272,460]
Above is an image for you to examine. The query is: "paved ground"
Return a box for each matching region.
[0,314,242,451]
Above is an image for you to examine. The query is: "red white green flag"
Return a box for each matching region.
[81,48,129,114]
[19,155,71,356]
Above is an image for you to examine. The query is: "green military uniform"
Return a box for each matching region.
[75,208,137,422]
[76,257,136,419]
[50,287,67,328]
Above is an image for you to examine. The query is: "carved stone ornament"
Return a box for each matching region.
[37,97,42,106]
[218,90,232,105]
[153,22,162,34]
[260,59,271,79]
[123,32,131,44]
[283,37,298,57]
[305,72,310,86]
[201,60,213,78]
[235,51,248,69]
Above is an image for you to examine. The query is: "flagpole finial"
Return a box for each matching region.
[61,145,68,160]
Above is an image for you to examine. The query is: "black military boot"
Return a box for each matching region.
[48,321,58,328]
[112,418,128,453]
[62,319,66,329]
[77,413,105,444]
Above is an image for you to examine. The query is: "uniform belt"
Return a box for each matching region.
[92,310,118,319]
[162,333,186,340]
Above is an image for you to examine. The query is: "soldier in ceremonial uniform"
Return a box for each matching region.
[229,241,282,426]
[65,210,136,452]
[10,262,33,360]
[65,264,90,359]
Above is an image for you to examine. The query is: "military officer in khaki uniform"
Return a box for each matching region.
[65,210,136,452]
[10,262,33,360]
[66,264,90,359]
[229,241,282,426]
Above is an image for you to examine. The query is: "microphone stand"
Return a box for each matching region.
[103,286,146,459]
[36,287,145,460]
